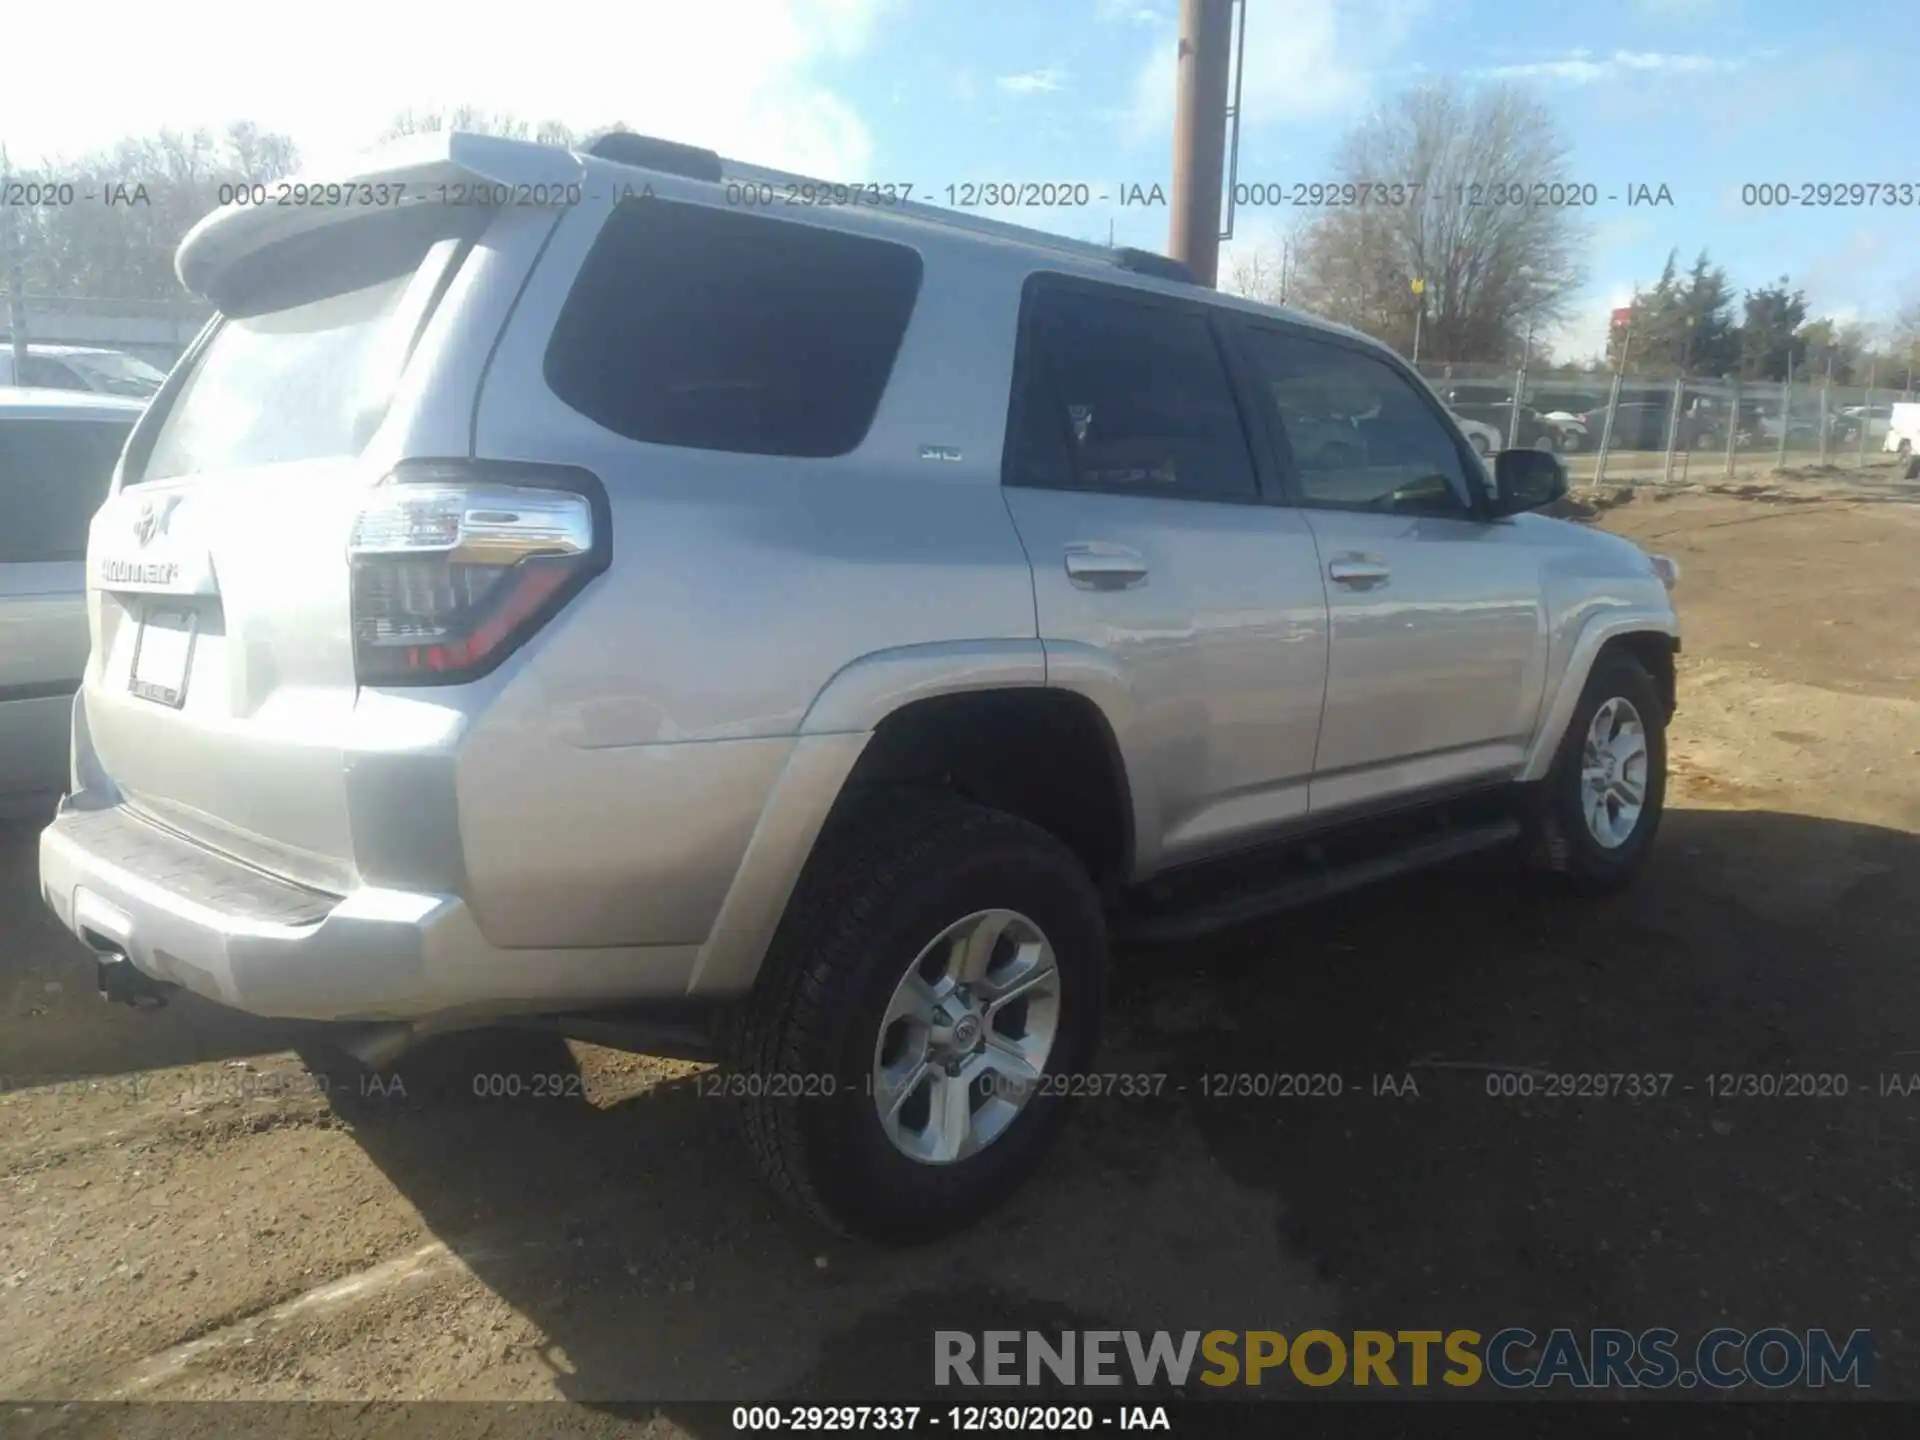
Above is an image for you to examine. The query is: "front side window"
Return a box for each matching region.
[0,417,135,562]
[1242,326,1473,516]
[1005,283,1259,501]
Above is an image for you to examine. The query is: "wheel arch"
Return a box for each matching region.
[687,642,1143,999]
[1519,612,1679,782]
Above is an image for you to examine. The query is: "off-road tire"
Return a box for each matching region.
[1524,651,1668,894]
[728,792,1107,1243]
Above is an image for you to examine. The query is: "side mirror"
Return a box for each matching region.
[1488,447,1568,516]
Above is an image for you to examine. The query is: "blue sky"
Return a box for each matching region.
[5,0,1915,358]
[829,0,1920,357]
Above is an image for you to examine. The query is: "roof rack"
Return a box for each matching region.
[582,131,1192,285]
[585,131,722,182]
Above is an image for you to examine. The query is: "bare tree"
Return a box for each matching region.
[377,107,619,149]
[1257,80,1585,362]
[1223,227,1300,308]
[9,125,301,303]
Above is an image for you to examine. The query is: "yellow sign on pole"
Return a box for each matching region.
[1411,277,1425,295]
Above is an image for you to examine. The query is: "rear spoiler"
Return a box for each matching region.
[175,132,585,302]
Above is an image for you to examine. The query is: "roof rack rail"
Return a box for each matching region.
[582,133,1199,287]
[1113,247,1194,284]
[585,132,722,182]
[721,159,1131,268]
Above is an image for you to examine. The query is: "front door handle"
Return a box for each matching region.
[1065,547,1149,590]
[1328,555,1390,587]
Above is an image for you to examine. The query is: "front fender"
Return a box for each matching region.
[1519,608,1679,781]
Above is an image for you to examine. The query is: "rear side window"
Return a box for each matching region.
[544,199,923,458]
[139,204,492,483]
[1004,282,1259,501]
[0,417,134,562]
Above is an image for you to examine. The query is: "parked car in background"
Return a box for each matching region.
[0,388,143,816]
[1834,405,1894,447]
[0,345,167,399]
[1884,403,1920,478]
[1536,391,1603,446]
[1444,388,1565,451]
[1450,412,1504,458]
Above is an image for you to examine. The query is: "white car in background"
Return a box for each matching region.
[1884,402,1920,479]
[1451,412,1504,458]
[0,345,167,399]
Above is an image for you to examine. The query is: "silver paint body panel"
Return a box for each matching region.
[39,133,1678,1024]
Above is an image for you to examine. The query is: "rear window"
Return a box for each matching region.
[543,199,923,458]
[0,416,135,562]
[139,204,492,483]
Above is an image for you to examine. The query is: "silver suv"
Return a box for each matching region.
[39,131,1681,1240]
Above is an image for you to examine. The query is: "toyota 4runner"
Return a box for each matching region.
[39,130,1681,1241]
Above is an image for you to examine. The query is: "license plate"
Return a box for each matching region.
[129,607,197,707]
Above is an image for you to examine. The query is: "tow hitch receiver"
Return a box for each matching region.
[95,952,173,1009]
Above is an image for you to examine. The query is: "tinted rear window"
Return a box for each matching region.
[139,204,491,482]
[0,417,135,562]
[544,199,923,458]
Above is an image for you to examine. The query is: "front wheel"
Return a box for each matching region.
[730,793,1107,1242]
[1525,652,1668,893]
[1532,432,1559,454]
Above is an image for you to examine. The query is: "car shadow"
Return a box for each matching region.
[301,804,1919,1416]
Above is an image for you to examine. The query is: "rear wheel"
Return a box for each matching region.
[1532,431,1559,454]
[730,793,1107,1242]
[1525,652,1668,893]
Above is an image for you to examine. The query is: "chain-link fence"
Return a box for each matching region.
[1,294,210,371]
[1416,360,1920,486]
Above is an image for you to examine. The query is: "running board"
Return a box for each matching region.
[1116,817,1522,944]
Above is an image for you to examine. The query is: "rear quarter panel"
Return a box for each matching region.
[458,187,1040,947]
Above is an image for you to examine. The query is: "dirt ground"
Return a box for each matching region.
[4,468,1919,1425]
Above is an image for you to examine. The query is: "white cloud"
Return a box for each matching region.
[1096,0,1168,22]
[1543,285,1636,363]
[0,0,887,180]
[1115,0,1431,148]
[1476,50,1746,84]
[998,67,1069,96]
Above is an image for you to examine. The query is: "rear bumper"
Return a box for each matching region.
[38,796,700,1023]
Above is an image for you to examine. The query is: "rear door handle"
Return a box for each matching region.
[1065,547,1149,590]
[1327,555,1390,587]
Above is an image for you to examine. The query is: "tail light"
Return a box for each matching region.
[348,459,609,685]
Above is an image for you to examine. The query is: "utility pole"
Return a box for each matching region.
[2,145,28,376]
[1818,345,1835,466]
[1168,0,1234,287]
[1857,358,1876,468]
[1508,315,1534,450]
[1594,303,1633,488]
[1775,350,1792,471]
[1411,276,1425,364]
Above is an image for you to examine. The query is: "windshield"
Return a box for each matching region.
[67,352,168,396]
